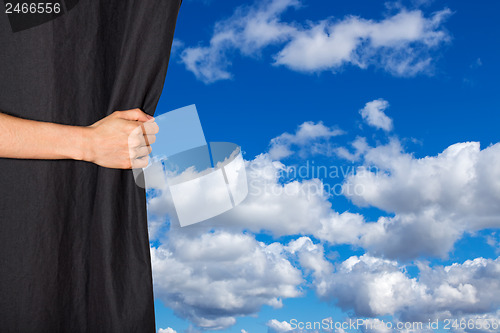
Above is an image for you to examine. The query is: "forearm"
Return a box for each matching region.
[0,109,157,169]
[0,112,89,161]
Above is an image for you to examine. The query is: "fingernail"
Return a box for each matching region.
[146,114,154,120]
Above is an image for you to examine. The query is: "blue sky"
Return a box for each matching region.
[147,1,500,332]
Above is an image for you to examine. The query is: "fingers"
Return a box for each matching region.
[129,145,152,159]
[140,121,159,135]
[128,143,152,170]
[128,127,157,148]
[114,108,154,122]
[89,109,158,169]
[127,120,155,168]
[129,120,159,136]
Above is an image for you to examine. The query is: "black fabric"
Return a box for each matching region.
[0,1,181,332]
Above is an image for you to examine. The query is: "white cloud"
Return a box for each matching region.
[149,135,500,262]
[146,114,500,329]
[180,0,451,83]
[359,99,393,131]
[181,0,299,83]
[267,319,293,332]
[147,152,334,239]
[148,138,500,262]
[274,8,450,76]
[268,121,344,160]
[158,328,177,333]
[201,154,368,245]
[146,149,371,254]
[228,140,500,260]
[151,231,303,330]
[343,140,500,259]
[300,252,500,322]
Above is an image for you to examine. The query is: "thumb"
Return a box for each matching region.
[115,108,154,122]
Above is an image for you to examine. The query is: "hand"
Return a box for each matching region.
[84,109,159,169]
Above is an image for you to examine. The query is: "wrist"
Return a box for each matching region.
[71,126,94,162]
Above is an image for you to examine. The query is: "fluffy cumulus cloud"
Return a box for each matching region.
[266,318,326,333]
[274,8,451,76]
[304,253,500,323]
[149,136,500,271]
[192,138,500,260]
[263,241,500,331]
[180,0,451,83]
[147,101,500,330]
[359,99,394,131]
[147,141,500,328]
[196,154,371,246]
[344,139,500,259]
[267,319,294,332]
[158,328,177,333]
[147,147,366,243]
[151,231,303,330]
[181,0,300,83]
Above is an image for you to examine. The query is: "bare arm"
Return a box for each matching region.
[0,109,158,169]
